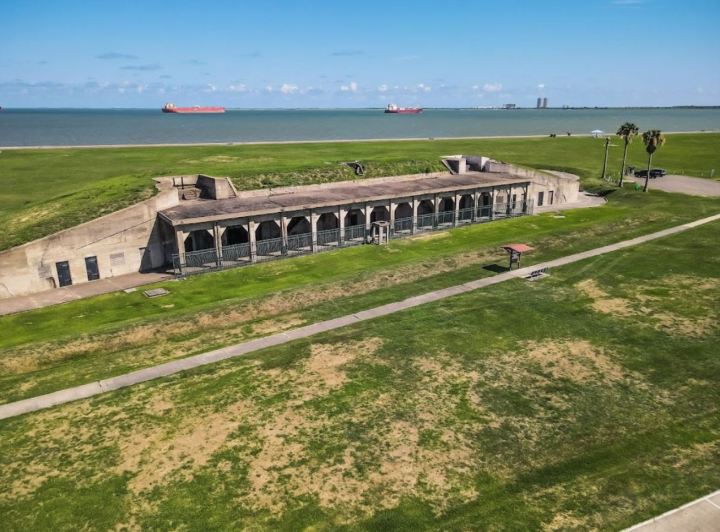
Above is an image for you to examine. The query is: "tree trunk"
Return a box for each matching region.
[601,138,610,181]
[619,139,629,187]
[643,152,653,192]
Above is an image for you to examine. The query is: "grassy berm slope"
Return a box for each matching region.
[1,133,718,250]
[0,221,718,529]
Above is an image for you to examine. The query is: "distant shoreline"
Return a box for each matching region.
[0,130,716,151]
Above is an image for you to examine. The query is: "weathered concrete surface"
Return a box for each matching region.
[625,489,720,531]
[160,171,530,225]
[0,188,179,300]
[0,212,718,421]
[630,174,720,197]
[0,271,172,316]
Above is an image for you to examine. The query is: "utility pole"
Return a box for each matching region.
[601,137,610,181]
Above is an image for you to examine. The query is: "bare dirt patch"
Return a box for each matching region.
[524,339,626,384]
[118,400,248,494]
[575,275,719,337]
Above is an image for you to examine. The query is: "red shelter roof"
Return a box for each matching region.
[501,244,533,253]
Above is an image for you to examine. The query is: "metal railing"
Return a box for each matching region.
[222,242,250,263]
[256,237,283,259]
[344,224,366,242]
[171,199,533,276]
[393,216,413,234]
[316,228,340,248]
[286,232,313,255]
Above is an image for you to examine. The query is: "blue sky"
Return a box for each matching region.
[1,0,718,108]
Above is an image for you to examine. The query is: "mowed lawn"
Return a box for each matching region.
[0,221,718,530]
[0,133,718,250]
[2,189,719,404]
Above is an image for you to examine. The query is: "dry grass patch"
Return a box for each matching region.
[524,339,626,385]
[575,275,719,337]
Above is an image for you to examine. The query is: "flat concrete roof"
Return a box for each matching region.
[160,171,529,226]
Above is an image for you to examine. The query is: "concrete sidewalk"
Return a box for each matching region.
[0,271,172,316]
[0,212,718,421]
[625,489,720,531]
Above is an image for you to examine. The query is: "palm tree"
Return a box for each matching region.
[616,122,639,187]
[641,130,666,192]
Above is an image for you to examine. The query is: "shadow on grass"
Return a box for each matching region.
[483,263,510,274]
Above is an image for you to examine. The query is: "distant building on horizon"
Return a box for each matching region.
[536,97,542,108]
[542,97,548,108]
[502,103,516,109]
[536,97,548,109]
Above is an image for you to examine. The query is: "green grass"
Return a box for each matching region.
[0,221,718,530]
[1,189,718,403]
[1,132,718,249]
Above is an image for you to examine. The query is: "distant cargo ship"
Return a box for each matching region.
[162,103,225,114]
[384,103,422,114]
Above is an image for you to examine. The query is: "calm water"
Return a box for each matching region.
[1,108,719,147]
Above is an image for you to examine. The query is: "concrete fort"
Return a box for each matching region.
[0,156,580,298]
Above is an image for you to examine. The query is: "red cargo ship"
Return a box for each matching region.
[162,102,225,114]
[384,103,422,114]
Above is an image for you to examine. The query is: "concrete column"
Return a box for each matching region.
[248,220,257,262]
[365,203,372,239]
[433,194,439,228]
[490,187,496,220]
[453,191,460,227]
[175,229,186,273]
[213,223,223,267]
[389,200,396,235]
[281,215,289,255]
[507,185,513,215]
[310,211,319,252]
[338,207,347,245]
[472,189,480,222]
[411,197,419,234]
[523,184,529,213]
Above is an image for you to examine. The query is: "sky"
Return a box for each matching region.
[1,0,719,108]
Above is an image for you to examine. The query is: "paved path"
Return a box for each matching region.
[0,271,172,316]
[630,174,720,197]
[625,489,720,531]
[1,212,719,421]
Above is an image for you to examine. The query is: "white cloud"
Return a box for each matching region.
[482,82,503,93]
[204,83,217,93]
[264,85,273,93]
[228,83,248,93]
[340,80,358,92]
[538,83,545,89]
[280,83,299,94]
[377,84,389,92]
[417,83,431,92]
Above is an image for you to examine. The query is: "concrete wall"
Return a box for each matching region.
[484,161,579,205]
[0,189,179,299]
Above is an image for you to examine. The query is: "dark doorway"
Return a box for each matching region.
[85,256,100,281]
[56,261,72,287]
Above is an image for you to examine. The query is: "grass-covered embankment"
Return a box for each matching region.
[1,189,719,403]
[1,132,718,250]
[0,220,718,529]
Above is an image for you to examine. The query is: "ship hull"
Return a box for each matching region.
[162,107,225,114]
[384,108,422,114]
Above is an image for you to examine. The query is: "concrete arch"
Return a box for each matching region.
[459,194,474,209]
[439,197,455,212]
[417,199,434,216]
[256,220,281,241]
[317,212,339,231]
[394,202,412,219]
[287,216,311,236]
[222,225,248,246]
[370,206,389,223]
[344,208,364,227]
[184,229,214,252]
